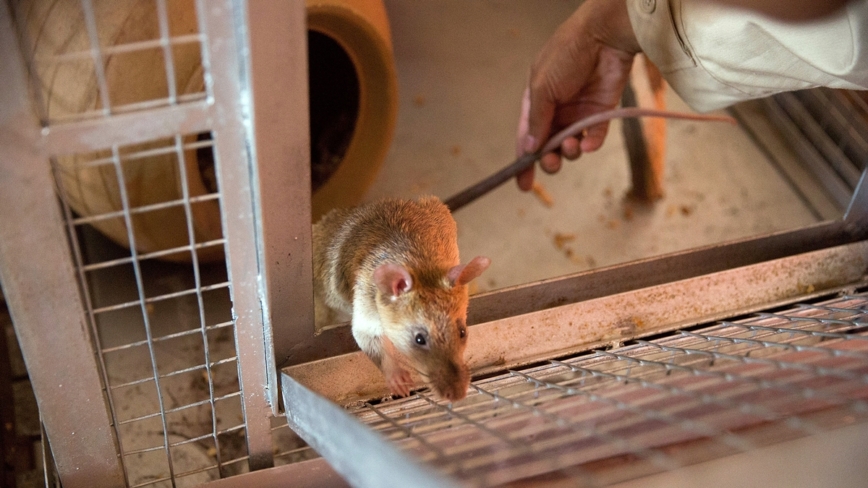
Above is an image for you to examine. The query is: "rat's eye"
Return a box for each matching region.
[459,327,467,339]
[414,332,428,347]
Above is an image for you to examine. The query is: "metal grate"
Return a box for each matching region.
[340,291,868,486]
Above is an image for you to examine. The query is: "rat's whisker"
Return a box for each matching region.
[407,363,430,379]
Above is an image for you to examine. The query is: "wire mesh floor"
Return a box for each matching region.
[343,290,868,487]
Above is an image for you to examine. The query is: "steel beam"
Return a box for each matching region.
[281,373,456,488]
[197,0,275,470]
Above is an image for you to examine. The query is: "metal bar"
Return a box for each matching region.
[80,239,225,270]
[156,0,179,105]
[778,91,862,188]
[55,137,212,169]
[43,92,207,125]
[200,457,347,488]
[285,240,868,403]
[54,160,132,484]
[815,89,868,166]
[68,194,219,226]
[110,360,238,391]
[764,95,853,207]
[172,133,225,474]
[197,0,274,470]
[34,33,204,63]
[40,100,213,156]
[90,282,229,315]
[728,101,841,220]
[117,391,243,425]
[80,0,112,116]
[0,6,125,486]
[245,0,316,374]
[282,372,455,488]
[844,168,868,233]
[101,324,234,354]
[793,90,862,171]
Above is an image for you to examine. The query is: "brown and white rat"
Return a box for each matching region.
[313,196,490,402]
[310,109,730,400]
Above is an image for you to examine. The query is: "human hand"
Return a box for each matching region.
[516,0,641,191]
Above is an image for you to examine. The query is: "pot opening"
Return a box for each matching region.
[308,30,360,192]
[193,31,362,195]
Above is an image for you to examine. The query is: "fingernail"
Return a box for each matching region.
[523,135,538,154]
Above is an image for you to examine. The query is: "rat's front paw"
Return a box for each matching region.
[384,361,413,398]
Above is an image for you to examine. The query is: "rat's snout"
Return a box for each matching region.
[432,359,470,402]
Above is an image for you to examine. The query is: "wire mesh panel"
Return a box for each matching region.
[12,0,207,125]
[50,134,254,486]
[323,290,868,487]
[1,0,312,486]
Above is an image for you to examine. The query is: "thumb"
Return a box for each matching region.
[522,76,555,153]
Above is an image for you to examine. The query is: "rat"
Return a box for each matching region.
[310,108,731,401]
[313,196,490,402]
[443,107,736,211]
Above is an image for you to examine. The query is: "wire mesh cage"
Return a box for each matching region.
[1,0,313,486]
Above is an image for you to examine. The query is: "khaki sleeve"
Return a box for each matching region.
[626,0,868,112]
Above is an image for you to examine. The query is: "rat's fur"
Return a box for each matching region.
[313,196,489,401]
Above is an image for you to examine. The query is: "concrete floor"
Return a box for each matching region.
[4,1,839,486]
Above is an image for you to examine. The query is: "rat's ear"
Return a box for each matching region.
[448,256,491,287]
[374,263,413,298]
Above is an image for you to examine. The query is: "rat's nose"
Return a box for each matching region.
[436,361,470,401]
[439,382,468,402]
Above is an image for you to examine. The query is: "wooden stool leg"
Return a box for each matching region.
[621,55,667,202]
